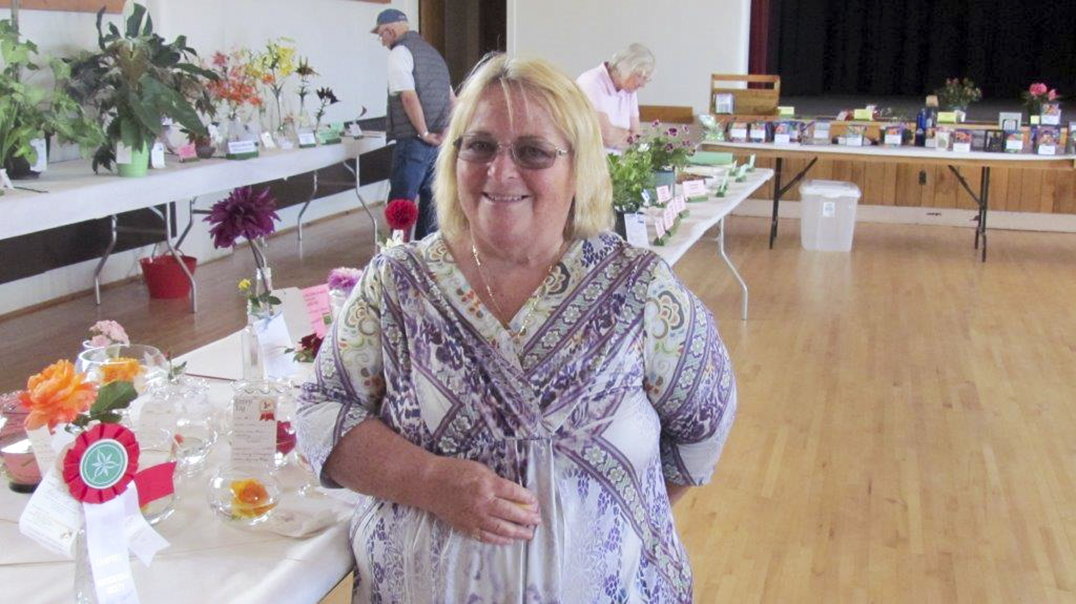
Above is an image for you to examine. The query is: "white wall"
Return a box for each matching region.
[0,0,411,315]
[508,0,751,116]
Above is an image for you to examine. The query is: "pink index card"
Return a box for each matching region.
[302,284,332,337]
[656,185,673,203]
[177,143,197,160]
[682,180,707,198]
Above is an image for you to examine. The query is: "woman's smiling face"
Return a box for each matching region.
[456,85,576,253]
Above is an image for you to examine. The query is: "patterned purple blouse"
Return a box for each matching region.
[297,232,737,603]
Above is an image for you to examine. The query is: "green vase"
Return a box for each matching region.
[116,143,149,178]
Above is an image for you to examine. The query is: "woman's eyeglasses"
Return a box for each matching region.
[454,135,570,170]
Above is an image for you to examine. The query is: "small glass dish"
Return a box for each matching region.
[76,344,168,392]
[206,463,280,526]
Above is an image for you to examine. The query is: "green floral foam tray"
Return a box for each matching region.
[688,151,734,166]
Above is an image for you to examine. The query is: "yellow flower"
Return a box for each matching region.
[230,478,276,519]
[100,357,142,385]
[238,278,252,292]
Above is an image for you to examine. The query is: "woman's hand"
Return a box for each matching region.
[424,456,542,546]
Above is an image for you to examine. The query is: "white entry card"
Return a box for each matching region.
[1039,145,1056,156]
[254,312,299,379]
[845,135,864,147]
[298,131,317,146]
[18,469,82,558]
[1006,139,1024,152]
[663,206,676,229]
[231,395,277,469]
[150,142,166,168]
[260,131,277,149]
[656,185,672,204]
[30,138,48,172]
[885,133,902,146]
[730,127,748,140]
[115,142,133,165]
[953,142,971,153]
[750,127,766,141]
[683,180,707,198]
[623,213,649,248]
[774,133,791,145]
[653,215,666,240]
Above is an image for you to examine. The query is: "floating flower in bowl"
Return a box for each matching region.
[76,344,168,393]
[207,463,280,526]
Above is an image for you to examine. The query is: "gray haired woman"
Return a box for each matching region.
[576,43,656,151]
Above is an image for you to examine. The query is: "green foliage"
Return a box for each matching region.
[934,78,982,111]
[607,147,655,213]
[70,381,137,428]
[0,20,105,171]
[64,4,218,173]
[635,123,695,172]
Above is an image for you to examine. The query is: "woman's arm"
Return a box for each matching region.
[325,417,543,545]
[666,482,690,506]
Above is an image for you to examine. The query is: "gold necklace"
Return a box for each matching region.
[470,236,565,342]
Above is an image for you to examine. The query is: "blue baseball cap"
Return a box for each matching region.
[371,9,408,33]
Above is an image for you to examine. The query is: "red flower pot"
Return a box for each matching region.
[139,255,198,299]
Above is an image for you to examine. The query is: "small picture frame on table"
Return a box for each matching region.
[951,130,973,153]
[1041,103,1062,126]
[729,122,749,142]
[984,130,1005,153]
[1004,130,1025,153]
[748,121,769,143]
[935,127,952,151]
[882,124,904,148]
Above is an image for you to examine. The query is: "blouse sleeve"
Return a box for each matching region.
[296,258,387,487]
[642,259,737,486]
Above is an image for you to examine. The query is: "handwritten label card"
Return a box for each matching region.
[150,142,166,169]
[655,185,673,204]
[302,284,332,338]
[663,206,677,229]
[254,313,299,379]
[227,140,257,156]
[231,395,277,469]
[18,469,83,558]
[623,213,649,248]
[653,215,666,240]
[298,131,317,147]
[682,179,707,199]
[30,138,48,172]
[177,143,197,161]
[673,195,686,213]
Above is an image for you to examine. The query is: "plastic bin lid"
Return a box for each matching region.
[799,179,861,198]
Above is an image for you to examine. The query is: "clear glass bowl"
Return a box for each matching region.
[75,344,168,392]
[206,463,280,526]
[136,427,180,525]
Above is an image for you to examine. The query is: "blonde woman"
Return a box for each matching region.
[298,53,735,603]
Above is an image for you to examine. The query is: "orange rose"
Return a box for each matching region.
[230,478,276,519]
[19,360,98,431]
[99,357,142,385]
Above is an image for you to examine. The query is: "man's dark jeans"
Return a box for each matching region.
[388,136,440,240]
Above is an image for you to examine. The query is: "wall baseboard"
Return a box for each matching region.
[732,199,1076,234]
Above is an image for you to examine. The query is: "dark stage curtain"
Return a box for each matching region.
[772,0,1076,99]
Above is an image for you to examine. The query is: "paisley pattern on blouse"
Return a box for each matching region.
[297,232,737,603]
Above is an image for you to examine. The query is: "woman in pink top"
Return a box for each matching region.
[576,43,655,152]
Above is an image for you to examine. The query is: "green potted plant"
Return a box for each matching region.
[0,19,104,187]
[65,4,216,177]
[607,146,655,237]
[636,121,695,190]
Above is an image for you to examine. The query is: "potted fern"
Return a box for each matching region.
[0,19,103,186]
[65,4,216,176]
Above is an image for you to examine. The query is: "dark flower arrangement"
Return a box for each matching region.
[314,86,340,132]
[287,333,323,363]
[205,185,280,294]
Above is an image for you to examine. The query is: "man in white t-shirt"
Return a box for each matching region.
[576,44,655,153]
[373,9,455,239]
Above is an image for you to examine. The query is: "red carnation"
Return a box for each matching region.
[385,198,419,231]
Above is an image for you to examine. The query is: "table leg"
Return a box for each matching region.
[342,161,381,255]
[93,215,118,305]
[296,171,320,257]
[979,167,990,262]
[769,157,783,249]
[718,216,748,321]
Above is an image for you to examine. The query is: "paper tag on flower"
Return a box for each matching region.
[302,284,332,338]
[27,426,57,476]
[116,142,133,165]
[231,395,277,469]
[84,493,139,603]
[18,469,83,558]
[254,313,299,379]
[150,142,166,169]
[298,131,317,147]
[30,138,48,172]
[656,185,672,204]
[260,132,277,149]
[624,213,649,248]
[683,180,707,199]
[177,143,197,161]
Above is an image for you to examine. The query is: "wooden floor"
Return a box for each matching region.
[3,210,1075,602]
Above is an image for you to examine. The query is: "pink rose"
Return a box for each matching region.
[1029,82,1048,96]
[1048,89,1058,101]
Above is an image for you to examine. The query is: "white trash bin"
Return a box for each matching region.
[799,179,861,251]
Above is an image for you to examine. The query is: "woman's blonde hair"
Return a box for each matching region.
[433,53,613,242]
